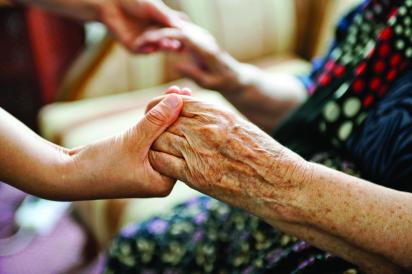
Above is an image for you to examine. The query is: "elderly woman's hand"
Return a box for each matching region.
[148,96,310,221]
[134,21,246,94]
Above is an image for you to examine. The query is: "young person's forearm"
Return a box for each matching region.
[222,62,307,132]
[0,108,118,201]
[286,162,412,271]
[0,108,73,198]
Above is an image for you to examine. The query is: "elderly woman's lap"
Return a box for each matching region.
[104,196,358,274]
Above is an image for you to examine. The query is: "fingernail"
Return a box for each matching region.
[163,94,180,108]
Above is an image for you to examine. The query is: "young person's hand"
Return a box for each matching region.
[62,92,184,200]
[0,90,186,201]
[99,0,186,52]
[15,0,185,52]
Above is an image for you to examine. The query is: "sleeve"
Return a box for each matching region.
[346,71,412,192]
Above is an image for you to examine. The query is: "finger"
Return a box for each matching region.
[135,94,183,152]
[145,95,166,114]
[145,86,182,114]
[133,27,219,71]
[165,85,181,94]
[181,88,193,96]
[145,87,192,114]
[144,170,176,197]
[152,132,186,158]
[133,28,183,51]
[133,27,207,55]
[145,95,207,118]
[159,38,182,51]
[101,6,138,51]
[139,39,180,53]
[149,150,188,182]
[165,86,192,96]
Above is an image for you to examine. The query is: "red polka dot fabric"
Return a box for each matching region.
[308,0,412,147]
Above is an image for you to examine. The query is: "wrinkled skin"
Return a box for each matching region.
[148,96,309,222]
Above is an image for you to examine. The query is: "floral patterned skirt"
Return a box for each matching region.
[104,194,360,274]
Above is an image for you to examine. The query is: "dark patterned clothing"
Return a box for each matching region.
[105,196,359,274]
[105,0,412,273]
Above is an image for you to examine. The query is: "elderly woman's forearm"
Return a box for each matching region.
[268,220,404,274]
[223,63,307,132]
[282,162,412,271]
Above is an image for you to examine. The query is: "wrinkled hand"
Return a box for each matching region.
[147,95,309,221]
[99,0,186,52]
[134,21,244,93]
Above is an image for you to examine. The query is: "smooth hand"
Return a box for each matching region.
[16,0,185,52]
[98,0,187,51]
[147,96,309,221]
[60,93,184,200]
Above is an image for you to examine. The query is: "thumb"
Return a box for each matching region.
[135,94,183,151]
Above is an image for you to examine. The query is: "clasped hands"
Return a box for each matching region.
[97,0,309,221]
[146,87,309,223]
[62,0,309,222]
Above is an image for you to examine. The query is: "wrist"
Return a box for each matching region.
[53,143,110,201]
[258,148,314,224]
[34,146,77,201]
[219,55,255,96]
